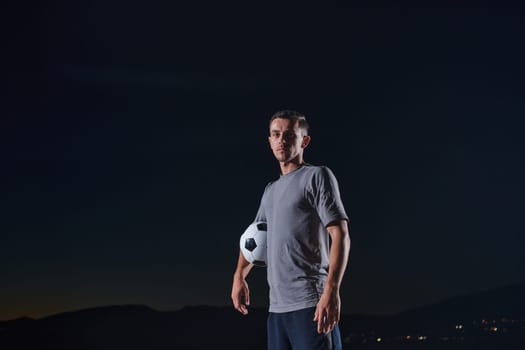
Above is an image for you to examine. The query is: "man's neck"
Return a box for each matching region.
[279,159,305,175]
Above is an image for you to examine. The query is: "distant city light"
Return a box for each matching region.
[346,316,524,346]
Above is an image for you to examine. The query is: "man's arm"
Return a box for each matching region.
[231,251,254,315]
[313,219,351,333]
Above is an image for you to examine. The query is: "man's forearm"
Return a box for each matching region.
[234,250,253,280]
[325,220,351,291]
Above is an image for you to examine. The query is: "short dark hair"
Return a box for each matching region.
[269,110,309,135]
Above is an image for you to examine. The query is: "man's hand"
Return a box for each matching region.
[313,286,341,334]
[231,275,250,315]
[313,220,350,333]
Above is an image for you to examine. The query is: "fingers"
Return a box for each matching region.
[232,284,250,315]
[233,296,248,315]
[318,316,337,334]
[237,304,248,315]
[327,318,338,333]
[244,285,250,306]
[314,307,339,334]
[317,310,326,334]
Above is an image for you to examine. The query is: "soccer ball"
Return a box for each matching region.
[239,221,267,267]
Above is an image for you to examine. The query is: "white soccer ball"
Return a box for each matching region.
[240,221,267,267]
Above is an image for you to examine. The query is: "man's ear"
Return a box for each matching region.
[301,135,311,148]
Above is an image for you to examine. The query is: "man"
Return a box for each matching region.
[231,110,351,350]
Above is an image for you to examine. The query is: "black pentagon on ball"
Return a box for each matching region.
[253,260,266,267]
[256,223,267,231]
[245,238,257,252]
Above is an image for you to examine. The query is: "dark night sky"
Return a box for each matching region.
[2,1,524,320]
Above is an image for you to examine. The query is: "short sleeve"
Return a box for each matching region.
[307,167,349,226]
[254,182,271,222]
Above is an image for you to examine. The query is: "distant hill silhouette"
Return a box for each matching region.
[342,282,525,333]
[1,305,268,350]
[341,283,525,350]
[395,282,525,329]
[1,283,524,350]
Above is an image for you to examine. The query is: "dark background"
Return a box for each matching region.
[2,0,524,321]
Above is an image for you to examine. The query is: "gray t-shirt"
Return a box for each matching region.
[255,164,349,313]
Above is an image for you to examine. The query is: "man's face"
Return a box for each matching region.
[268,118,310,163]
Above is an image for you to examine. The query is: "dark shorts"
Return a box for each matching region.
[267,307,342,350]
